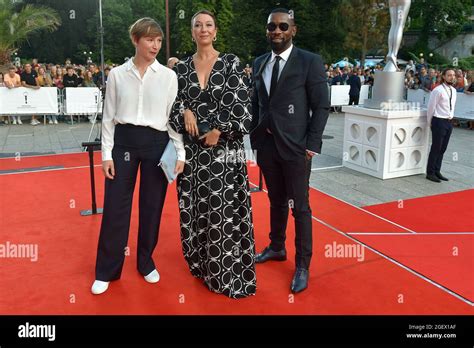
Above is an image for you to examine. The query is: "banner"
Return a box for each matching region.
[64,88,102,115]
[455,93,474,120]
[0,87,58,114]
[407,89,430,107]
[359,85,370,105]
[330,85,350,106]
[408,89,474,119]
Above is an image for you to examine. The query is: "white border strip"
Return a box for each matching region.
[249,181,474,307]
[310,187,417,234]
[0,165,99,176]
[348,232,474,236]
[0,151,86,160]
[311,165,344,172]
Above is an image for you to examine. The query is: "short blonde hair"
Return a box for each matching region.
[129,17,163,43]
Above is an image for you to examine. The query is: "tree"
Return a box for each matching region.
[171,0,234,59]
[339,0,390,67]
[86,0,135,64]
[287,0,346,64]
[19,0,97,64]
[410,0,471,48]
[226,0,269,63]
[0,0,60,66]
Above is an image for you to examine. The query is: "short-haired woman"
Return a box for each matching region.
[91,17,185,295]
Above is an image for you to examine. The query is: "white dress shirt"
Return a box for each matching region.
[426,83,457,126]
[262,44,293,95]
[101,58,185,161]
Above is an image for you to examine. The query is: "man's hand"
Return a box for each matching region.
[102,160,115,179]
[174,160,185,174]
[306,149,317,161]
[184,109,198,137]
[201,129,221,146]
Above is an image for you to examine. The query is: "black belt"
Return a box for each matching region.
[433,117,453,123]
[116,123,167,133]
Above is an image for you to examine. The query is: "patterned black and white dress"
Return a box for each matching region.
[169,53,256,299]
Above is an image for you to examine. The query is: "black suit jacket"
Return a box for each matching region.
[250,47,330,160]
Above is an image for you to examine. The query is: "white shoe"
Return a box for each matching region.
[144,269,160,283]
[30,121,38,126]
[12,119,17,125]
[17,119,22,125]
[53,119,58,124]
[91,280,110,295]
[48,119,53,124]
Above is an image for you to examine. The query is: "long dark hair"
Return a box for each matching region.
[440,68,455,84]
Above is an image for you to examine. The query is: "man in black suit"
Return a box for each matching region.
[250,8,329,293]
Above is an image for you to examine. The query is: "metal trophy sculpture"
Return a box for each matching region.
[366,0,412,109]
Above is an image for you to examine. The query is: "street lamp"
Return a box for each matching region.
[99,0,105,88]
[165,0,170,61]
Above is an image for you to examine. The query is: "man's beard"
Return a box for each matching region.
[269,38,290,52]
[445,80,456,86]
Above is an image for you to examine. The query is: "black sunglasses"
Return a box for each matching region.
[267,22,290,32]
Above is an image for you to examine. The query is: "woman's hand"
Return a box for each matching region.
[174,160,185,175]
[102,160,115,179]
[184,109,199,137]
[202,129,221,146]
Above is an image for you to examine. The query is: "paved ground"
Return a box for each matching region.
[1,113,472,207]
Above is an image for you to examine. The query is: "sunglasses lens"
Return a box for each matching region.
[267,23,277,32]
[267,23,290,32]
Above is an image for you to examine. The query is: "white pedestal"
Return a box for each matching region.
[342,106,429,179]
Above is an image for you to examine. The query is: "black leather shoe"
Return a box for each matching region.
[435,172,449,181]
[291,268,309,293]
[255,246,287,263]
[426,174,441,183]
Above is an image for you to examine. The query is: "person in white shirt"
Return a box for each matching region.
[426,68,457,183]
[91,17,185,295]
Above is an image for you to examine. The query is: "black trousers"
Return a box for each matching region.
[427,117,453,176]
[257,134,313,270]
[95,124,169,281]
[349,94,360,105]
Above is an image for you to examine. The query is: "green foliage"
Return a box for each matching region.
[339,0,389,67]
[0,0,61,65]
[410,0,471,46]
[457,56,474,71]
[9,0,470,68]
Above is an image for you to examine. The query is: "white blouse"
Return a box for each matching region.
[101,58,185,161]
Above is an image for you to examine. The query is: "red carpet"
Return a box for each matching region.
[0,154,473,314]
[354,234,473,303]
[363,189,474,233]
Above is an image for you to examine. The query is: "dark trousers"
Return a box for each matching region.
[427,117,453,176]
[349,94,360,105]
[257,134,313,269]
[95,124,169,281]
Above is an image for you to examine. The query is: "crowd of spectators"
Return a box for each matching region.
[0,58,113,125]
[1,57,473,126]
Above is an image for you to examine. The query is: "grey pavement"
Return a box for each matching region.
[1,113,472,207]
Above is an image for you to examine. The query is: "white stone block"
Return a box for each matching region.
[362,145,380,172]
[343,141,362,166]
[389,148,407,172]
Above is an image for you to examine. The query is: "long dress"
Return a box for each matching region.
[169,53,256,299]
